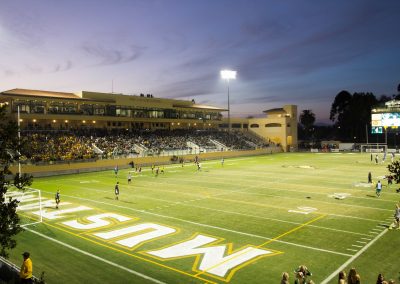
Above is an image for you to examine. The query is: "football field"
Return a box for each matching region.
[7,152,400,283]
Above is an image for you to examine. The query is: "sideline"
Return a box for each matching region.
[24,227,167,284]
[320,229,388,284]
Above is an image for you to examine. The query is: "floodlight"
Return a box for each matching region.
[220,70,237,80]
[220,69,237,134]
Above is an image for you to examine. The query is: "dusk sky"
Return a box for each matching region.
[1,0,399,123]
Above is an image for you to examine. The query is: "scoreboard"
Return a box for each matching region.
[371,112,400,127]
[371,126,383,134]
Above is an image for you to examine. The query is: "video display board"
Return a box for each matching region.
[371,112,400,127]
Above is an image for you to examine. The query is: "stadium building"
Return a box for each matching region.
[0,88,297,151]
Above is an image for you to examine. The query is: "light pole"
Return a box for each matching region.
[220,70,236,134]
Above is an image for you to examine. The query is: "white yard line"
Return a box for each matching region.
[321,229,388,284]
[85,183,389,222]
[346,248,358,252]
[37,185,385,231]
[328,213,382,222]
[25,228,166,284]
[144,175,394,213]
[190,170,400,197]
[33,188,351,257]
[231,191,393,212]
[188,205,370,236]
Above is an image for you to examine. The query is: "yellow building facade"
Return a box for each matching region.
[0,89,297,151]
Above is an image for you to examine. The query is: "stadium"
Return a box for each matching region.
[1,88,400,284]
[1,1,400,283]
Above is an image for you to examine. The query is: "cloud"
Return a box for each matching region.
[0,4,46,50]
[161,32,188,54]
[234,3,394,81]
[3,69,16,77]
[82,43,146,66]
[159,74,216,99]
[24,64,44,74]
[52,60,73,73]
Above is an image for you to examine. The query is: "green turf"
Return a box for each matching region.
[6,152,400,283]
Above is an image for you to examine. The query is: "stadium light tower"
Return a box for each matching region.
[220,70,236,134]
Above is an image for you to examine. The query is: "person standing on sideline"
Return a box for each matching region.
[280,272,289,284]
[368,172,372,183]
[55,189,60,209]
[347,267,361,284]
[371,153,373,162]
[389,203,400,230]
[376,180,382,197]
[114,182,120,200]
[114,165,119,178]
[20,252,33,284]
[375,154,379,164]
[127,172,132,184]
[391,152,395,163]
[387,175,393,187]
[338,271,346,284]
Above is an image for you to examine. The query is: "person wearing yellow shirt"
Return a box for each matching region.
[20,252,33,283]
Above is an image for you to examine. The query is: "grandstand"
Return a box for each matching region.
[0,89,298,153]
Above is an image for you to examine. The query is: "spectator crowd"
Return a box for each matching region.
[280,265,397,284]
[21,129,271,163]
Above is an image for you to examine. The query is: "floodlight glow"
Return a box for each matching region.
[220,70,236,80]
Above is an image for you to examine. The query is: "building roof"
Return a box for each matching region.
[173,103,226,111]
[1,88,226,111]
[263,107,285,114]
[2,88,82,100]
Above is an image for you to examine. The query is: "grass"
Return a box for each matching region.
[6,152,400,283]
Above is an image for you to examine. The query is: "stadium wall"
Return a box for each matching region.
[11,148,281,177]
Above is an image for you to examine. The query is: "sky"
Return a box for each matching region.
[1,0,399,123]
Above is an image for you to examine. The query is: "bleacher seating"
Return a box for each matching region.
[21,129,270,163]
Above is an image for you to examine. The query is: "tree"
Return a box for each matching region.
[388,161,400,184]
[392,84,400,100]
[330,90,377,141]
[378,94,392,103]
[0,105,32,258]
[299,110,316,131]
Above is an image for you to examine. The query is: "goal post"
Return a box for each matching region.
[360,144,387,153]
[5,187,43,227]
